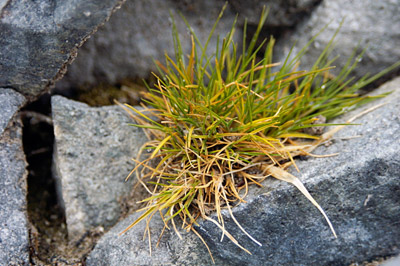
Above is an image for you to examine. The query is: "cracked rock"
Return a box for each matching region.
[0,0,125,100]
[51,95,147,241]
[55,0,238,90]
[0,89,26,135]
[0,92,29,265]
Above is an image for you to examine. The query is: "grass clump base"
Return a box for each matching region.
[118,5,400,261]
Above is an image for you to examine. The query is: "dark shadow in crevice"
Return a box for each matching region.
[21,93,78,265]
[22,93,109,265]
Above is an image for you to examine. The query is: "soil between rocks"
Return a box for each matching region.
[54,77,152,107]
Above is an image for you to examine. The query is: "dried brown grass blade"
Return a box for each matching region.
[191,228,215,264]
[265,165,337,238]
[204,216,252,254]
[221,189,262,246]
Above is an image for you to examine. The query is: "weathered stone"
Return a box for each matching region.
[86,208,210,266]
[0,0,125,100]
[383,255,400,266]
[55,0,237,90]
[0,116,29,265]
[229,0,321,26]
[276,0,400,83]
[87,76,400,265]
[51,95,148,241]
[0,89,26,135]
[56,0,323,91]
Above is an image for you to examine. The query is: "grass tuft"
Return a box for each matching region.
[118,5,400,260]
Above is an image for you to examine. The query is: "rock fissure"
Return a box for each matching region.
[21,95,75,265]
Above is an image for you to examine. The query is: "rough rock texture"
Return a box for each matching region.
[229,0,321,26]
[52,95,148,241]
[0,89,26,135]
[55,0,237,90]
[86,208,210,266]
[276,0,400,82]
[383,255,400,266]
[87,77,400,265]
[0,116,29,265]
[0,0,125,100]
[56,0,323,90]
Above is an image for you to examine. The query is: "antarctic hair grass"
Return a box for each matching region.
[117,5,399,262]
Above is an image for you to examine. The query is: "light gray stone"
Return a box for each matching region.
[86,208,211,266]
[0,89,26,136]
[276,0,400,83]
[0,0,125,100]
[0,116,29,266]
[87,76,400,265]
[55,0,238,90]
[51,95,148,241]
[383,255,400,266]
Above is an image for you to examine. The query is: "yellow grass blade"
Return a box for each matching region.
[277,132,320,140]
[221,189,262,246]
[204,216,252,255]
[186,127,195,149]
[120,206,158,235]
[192,228,215,264]
[151,135,172,159]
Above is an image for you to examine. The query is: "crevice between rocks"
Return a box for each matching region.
[21,83,149,264]
[22,93,99,265]
[21,94,64,265]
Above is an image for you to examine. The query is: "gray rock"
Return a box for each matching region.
[86,76,400,265]
[86,208,211,266]
[0,0,125,100]
[0,116,29,265]
[230,0,321,26]
[276,0,400,83]
[0,89,26,136]
[56,0,323,90]
[55,0,237,90]
[51,95,148,241]
[383,254,400,266]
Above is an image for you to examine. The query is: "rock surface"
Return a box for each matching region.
[51,95,148,241]
[0,0,125,100]
[87,77,400,265]
[56,0,323,90]
[276,0,400,83]
[0,115,29,265]
[56,0,237,90]
[86,207,210,266]
[0,89,26,135]
[383,255,400,266]
[230,0,321,26]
